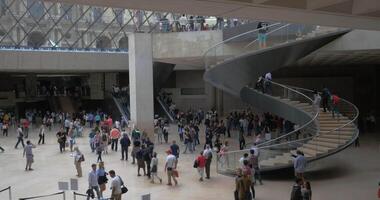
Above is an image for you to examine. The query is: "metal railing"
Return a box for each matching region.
[204,23,340,71]
[0,186,12,200]
[204,22,357,174]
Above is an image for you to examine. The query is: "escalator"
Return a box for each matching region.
[204,24,359,174]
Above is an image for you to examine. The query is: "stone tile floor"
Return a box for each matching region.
[0,124,379,200]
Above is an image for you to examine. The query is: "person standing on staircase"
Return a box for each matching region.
[313,90,321,114]
[321,86,331,112]
[331,93,340,119]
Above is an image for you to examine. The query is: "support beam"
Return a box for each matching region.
[255,0,307,9]
[128,33,154,139]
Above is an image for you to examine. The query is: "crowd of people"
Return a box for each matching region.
[156,14,252,33]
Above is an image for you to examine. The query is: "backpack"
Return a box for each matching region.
[102,134,107,141]
[136,149,143,159]
[79,154,85,162]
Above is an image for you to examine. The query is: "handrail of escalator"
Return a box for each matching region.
[156,96,175,122]
[247,80,320,147]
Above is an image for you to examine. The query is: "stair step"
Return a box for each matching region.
[313,137,347,144]
[318,134,352,140]
[320,130,355,135]
[318,119,350,123]
[320,125,354,130]
[308,140,339,148]
[290,150,314,158]
[298,147,324,156]
[303,143,333,152]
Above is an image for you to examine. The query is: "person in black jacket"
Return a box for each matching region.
[143,146,153,178]
[290,178,303,200]
[120,133,131,161]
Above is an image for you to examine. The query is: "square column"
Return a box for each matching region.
[128,33,154,137]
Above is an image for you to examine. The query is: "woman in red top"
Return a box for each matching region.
[196,151,206,181]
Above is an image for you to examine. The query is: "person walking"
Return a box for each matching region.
[15,125,25,149]
[96,141,104,163]
[96,162,107,198]
[249,149,263,185]
[131,139,141,164]
[321,86,331,112]
[109,170,122,200]
[88,164,101,199]
[2,122,8,136]
[196,151,206,181]
[290,178,304,200]
[150,152,162,184]
[136,145,146,176]
[56,128,67,153]
[331,94,340,118]
[38,124,45,145]
[23,140,36,171]
[120,133,131,161]
[294,150,307,181]
[165,149,178,186]
[110,127,121,151]
[22,119,30,138]
[235,168,253,200]
[143,145,153,178]
[302,181,312,200]
[74,147,84,177]
[203,145,213,179]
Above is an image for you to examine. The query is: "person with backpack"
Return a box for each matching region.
[73,146,84,177]
[290,178,304,200]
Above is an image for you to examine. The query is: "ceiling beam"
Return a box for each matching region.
[307,0,351,10]
[45,0,380,30]
[352,0,380,15]
[254,0,307,9]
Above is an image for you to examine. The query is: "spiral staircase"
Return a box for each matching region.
[203,23,359,174]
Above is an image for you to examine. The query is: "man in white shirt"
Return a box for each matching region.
[203,145,213,179]
[115,120,120,130]
[165,150,178,186]
[88,164,101,199]
[179,14,187,31]
[264,72,272,94]
[109,170,122,200]
[239,153,249,168]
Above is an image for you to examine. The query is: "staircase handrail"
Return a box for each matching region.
[283,84,360,132]
[251,80,320,148]
[203,22,284,68]
[156,96,175,122]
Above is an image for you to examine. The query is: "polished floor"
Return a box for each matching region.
[0,124,379,200]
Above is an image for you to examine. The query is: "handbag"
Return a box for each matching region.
[193,160,199,168]
[118,176,128,194]
[172,169,179,178]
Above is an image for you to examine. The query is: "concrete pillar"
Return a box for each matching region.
[128,33,154,138]
[25,74,37,97]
